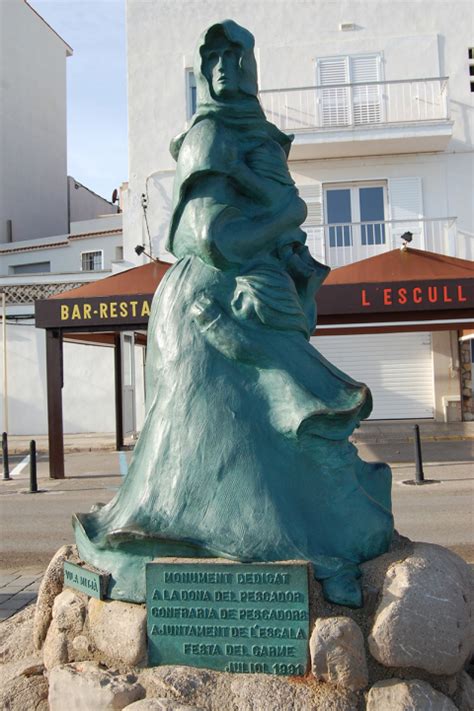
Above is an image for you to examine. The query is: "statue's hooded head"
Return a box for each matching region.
[169,20,292,162]
[194,20,258,108]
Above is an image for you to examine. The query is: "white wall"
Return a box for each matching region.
[68,177,119,224]
[0,318,115,435]
[0,0,71,243]
[124,0,474,263]
[63,341,115,434]
[0,216,123,276]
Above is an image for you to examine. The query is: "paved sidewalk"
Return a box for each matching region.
[5,420,473,456]
[0,567,43,620]
[5,432,136,455]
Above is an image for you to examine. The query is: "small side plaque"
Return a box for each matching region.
[64,561,109,599]
[146,561,309,675]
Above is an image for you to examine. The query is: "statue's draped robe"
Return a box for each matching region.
[74,20,393,604]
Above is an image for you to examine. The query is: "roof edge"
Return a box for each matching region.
[24,1,73,56]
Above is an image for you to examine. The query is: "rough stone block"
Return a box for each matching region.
[52,588,87,634]
[368,543,473,675]
[87,597,147,666]
[123,700,206,710]
[48,661,145,711]
[0,604,36,662]
[366,679,457,710]
[1,674,49,711]
[1,655,44,686]
[457,670,474,711]
[0,656,48,711]
[72,634,94,657]
[33,544,79,650]
[43,619,69,670]
[139,665,358,711]
[310,616,368,691]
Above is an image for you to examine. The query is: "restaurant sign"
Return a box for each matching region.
[35,279,473,330]
[35,294,153,329]
[318,279,473,315]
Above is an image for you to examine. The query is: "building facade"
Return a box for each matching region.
[0,214,146,436]
[0,0,72,243]
[123,0,474,422]
[0,2,142,436]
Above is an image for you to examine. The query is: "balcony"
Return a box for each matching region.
[259,78,453,159]
[303,217,472,268]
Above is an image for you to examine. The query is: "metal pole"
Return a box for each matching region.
[2,431,10,480]
[2,292,8,434]
[413,424,425,484]
[29,440,37,493]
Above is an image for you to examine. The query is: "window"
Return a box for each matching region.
[10,261,51,274]
[316,54,383,127]
[186,69,197,119]
[324,182,387,247]
[469,48,474,92]
[81,250,103,271]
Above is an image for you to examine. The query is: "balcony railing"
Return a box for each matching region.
[259,77,449,132]
[304,217,461,268]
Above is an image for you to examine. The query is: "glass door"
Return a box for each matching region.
[324,182,387,265]
[359,186,386,246]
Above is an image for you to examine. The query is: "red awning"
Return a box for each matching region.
[317,248,474,334]
[35,249,473,337]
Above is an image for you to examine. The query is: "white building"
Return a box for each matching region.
[0,0,72,243]
[123,0,474,422]
[0,215,137,436]
[0,2,144,437]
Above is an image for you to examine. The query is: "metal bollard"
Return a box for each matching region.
[413,424,425,484]
[29,440,38,493]
[2,431,10,480]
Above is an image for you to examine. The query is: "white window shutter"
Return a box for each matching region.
[350,54,381,83]
[317,57,350,127]
[297,183,326,263]
[388,177,424,247]
[350,54,382,124]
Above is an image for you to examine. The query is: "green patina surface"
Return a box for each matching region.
[64,561,108,599]
[73,20,393,610]
[146,562,310,674]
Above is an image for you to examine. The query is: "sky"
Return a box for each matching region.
[30,0,128,202]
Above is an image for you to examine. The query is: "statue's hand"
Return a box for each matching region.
[190,295,221,330]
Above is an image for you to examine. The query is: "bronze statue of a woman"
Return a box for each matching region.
[74,20,393,608]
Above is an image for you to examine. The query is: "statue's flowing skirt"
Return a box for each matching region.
[74,256,393,602]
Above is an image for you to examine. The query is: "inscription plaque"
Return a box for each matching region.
[146,561,310,675]
[64,561,109,599]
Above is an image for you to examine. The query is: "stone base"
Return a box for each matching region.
[1,538,473,710]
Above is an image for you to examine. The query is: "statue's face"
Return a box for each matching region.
[202,34,240,98]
